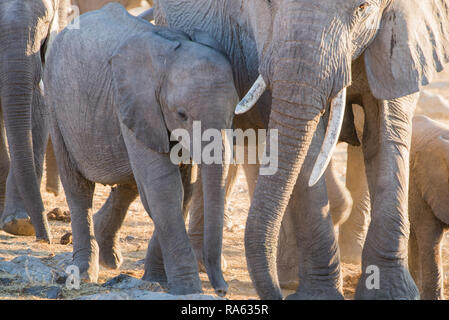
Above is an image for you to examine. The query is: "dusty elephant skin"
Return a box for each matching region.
[44,4,238,296]
[152,0,449,300]
[0,0,70,241]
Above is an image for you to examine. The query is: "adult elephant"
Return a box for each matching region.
[0,0,69,241]
[155,0,449,299]
[70,0,152,14]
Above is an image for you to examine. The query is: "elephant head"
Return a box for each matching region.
[242,0,449,299]
[109,25,238,295]
[0,0,69,241]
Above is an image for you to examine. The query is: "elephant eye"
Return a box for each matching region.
[177,109,188,121]
[357,2,370,12]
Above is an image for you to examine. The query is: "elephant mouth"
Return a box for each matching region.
[235,76,347,184]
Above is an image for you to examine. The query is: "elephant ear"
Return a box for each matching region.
[364,0,449,100]
[110,32,180,153]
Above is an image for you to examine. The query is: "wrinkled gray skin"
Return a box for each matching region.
[343,114,449,300]
[70,0,151,14]
[276,157,353,290]
[0,0,69,241]
[42,0,156,201]
[150,0,449,300]
[186,155,352,290]
[44,4,238,295]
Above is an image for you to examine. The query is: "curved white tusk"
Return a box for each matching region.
[39,79,45,94]
[235,75,267,115]
[308,88,347,187]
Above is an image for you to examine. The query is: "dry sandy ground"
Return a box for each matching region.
[1,4,449,299]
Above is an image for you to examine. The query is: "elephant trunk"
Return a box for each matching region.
[200,161,229,297]
[244,85,322,299]
[244,11,350,299]
[0,21,50,241]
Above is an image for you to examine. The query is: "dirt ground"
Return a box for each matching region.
[1,4,449,300]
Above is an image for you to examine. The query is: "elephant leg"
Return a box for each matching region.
[94,183,138,270]
[187,164,238,272]
[408,227,420,291]
[282,119,343,300]
[124,143,200,295]
[49,116,98,281]
[414,211,444,300]
[355,93,419,300]
[1,90,49,237]
[339,144,371,264]
[0,107,10,215]
[277,158,349,291]
[142,164,195,286]
[45,139,60,196]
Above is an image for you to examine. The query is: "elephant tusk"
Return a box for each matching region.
[235,75,267,115]
[308,88,347,187]
[39,80,45,94]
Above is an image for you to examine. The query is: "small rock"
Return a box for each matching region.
[0,256,54,284]
[0,278,13,286]
[102,274,162,291]
[60,232,72,245]
[23,285,63,299]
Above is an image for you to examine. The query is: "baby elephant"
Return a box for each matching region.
[408,115,449,300]
[44,4,238,295]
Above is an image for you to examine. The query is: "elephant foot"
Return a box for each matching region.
[0,215,35,236]
[73,245,100,283]
[76,260,99,283]
[286,286,344,300]
[168,277,203,295]
[142,263,168,287]
[98,240,123,269]
[355,264,419,300]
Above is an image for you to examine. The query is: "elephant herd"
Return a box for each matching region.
[0,0,449,300]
